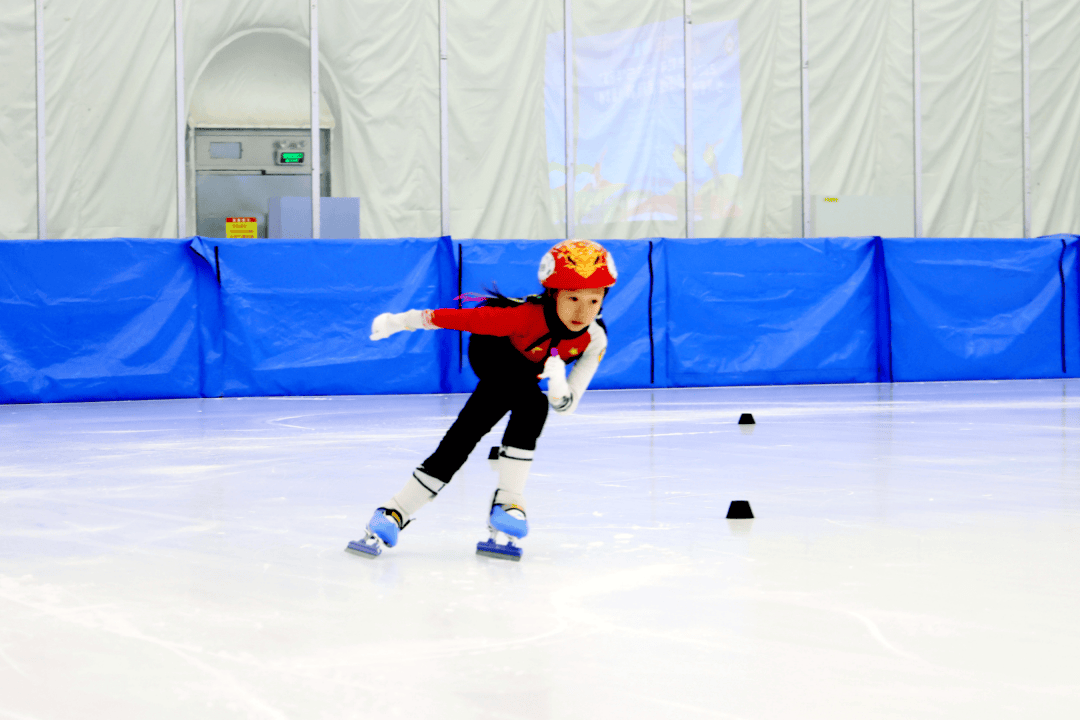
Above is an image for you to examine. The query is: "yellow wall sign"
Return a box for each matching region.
[225,217,257,238]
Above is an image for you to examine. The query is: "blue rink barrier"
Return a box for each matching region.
[663,237,891,387]
[1,235,1077,404]
[883,236,1079,381]
[187,236,456,397]
[0,238,202,403]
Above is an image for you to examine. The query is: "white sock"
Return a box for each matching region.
[384,469,446,522]
[493,446,533,512]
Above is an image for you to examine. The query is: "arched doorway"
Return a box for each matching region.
[187,32,337,238]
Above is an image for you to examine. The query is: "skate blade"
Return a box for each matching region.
[476,539,522,561]
[345,538,382,558]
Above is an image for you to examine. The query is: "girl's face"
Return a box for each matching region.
[555,287,606,331]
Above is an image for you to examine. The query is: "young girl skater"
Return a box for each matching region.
[347,239,618,560]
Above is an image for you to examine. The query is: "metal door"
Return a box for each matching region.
[193,128,330,238]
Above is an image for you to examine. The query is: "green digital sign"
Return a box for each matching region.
[279,151,305,164]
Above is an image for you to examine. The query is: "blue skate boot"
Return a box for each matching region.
[490,505,528,538]
[476,503,527,561]
[346,508,407,558]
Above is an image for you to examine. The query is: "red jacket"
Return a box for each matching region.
[428,303,593,365]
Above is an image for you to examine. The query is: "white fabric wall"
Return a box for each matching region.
[1,0,1078,240]
[50,0,176,238]
[695,0,801,238]
[1031,0,1080,237]
[448,0,564,240]
[922,0,1022,237]
[321,0,441,239]
[1,0,176,239]
[0,3,37,239]
[809,0,914,203]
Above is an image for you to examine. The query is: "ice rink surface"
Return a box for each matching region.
[2,380,1079,719]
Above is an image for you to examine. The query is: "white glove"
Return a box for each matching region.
[370,309,426,340]
[538,353,570,402]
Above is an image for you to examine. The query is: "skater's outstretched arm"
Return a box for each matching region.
[369,305,528,341]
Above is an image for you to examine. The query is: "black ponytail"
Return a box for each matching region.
[476,284,546,309]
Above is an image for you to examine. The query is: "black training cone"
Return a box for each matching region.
[738,413,755,425]
[726,500,754,519]
[488,446,501,460]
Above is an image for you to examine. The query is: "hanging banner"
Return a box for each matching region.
[545,17,743,230]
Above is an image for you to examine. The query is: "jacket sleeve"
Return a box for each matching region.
[423,306,526,336]
[553,322,607,415]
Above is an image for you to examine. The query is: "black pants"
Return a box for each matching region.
[419,338,549,483]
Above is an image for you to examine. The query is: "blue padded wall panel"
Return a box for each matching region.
[190,237,454,397]
[447,240,662,393]
[6,235,1077,405]
[445,240,536,394]
[588,239,665,390]
[664,237,883,387]
[884,237,1075,382]
[0,239,201,403]
[1066,238,1080,375]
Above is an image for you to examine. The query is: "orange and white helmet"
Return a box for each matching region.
[538,239,618,290]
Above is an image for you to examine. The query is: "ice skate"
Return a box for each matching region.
[476,503,527,561]
[346,507,406,558]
